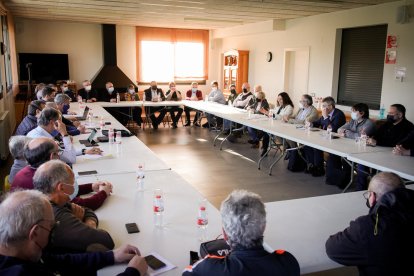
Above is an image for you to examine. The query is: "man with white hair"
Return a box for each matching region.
[183,190,299,275]
[0,190,148,275]
[8,136,32,183]
[55,93,86,135]
[326,172,414,276]
[33,160,114,253]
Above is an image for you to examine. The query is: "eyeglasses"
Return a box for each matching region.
[34,219,59,233]
[363,191,371,200]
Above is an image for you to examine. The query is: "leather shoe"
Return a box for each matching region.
[184,121,190,127]
[172,123,177,129]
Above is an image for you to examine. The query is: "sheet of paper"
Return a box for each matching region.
[82,153,114,160]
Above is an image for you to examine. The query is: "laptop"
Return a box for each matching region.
[75,106,90,121]
[79,128,99,147]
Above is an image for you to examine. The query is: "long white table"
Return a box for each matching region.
[76,170,222,276]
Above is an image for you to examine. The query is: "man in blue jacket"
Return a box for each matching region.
[326,172,414,276]
[0,189,148,276]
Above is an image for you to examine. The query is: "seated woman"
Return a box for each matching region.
[124,83,143,127]
[260,92,295,157]
[337,103,376,190]
[247,91,269,148]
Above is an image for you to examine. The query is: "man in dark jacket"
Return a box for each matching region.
[143,81,167,129]
[326,172,414,276]
[0,189,147,276]
[77,80,98,102]
[393,129,414,156]
[15,100,45,135]
[183,190,300,276]
[303,97,346,180]
[33,159,114,253]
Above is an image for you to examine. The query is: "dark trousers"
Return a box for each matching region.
[148,107,167,126]
[184,106,199,123]
[131,107,142,126]
[325,155,351,187]
[303,146,324,167]
[167,106,183,124]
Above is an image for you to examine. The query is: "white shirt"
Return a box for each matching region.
[27,126,79,164]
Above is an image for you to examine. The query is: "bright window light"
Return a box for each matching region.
[141,41,204,82]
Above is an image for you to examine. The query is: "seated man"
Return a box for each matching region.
[393,129,414,157]
[303,96,346,180]
[0,190,147,276]
[15,100,45,135]
[100,82,118,102]
[35,83,46,100]
[99,81,127,124]
[77,80,98,103]
[40,86,56,102]
[183,190,299,275]
[33,160,114,253]
[13,137,111,211]
[124,83,143,127]
[60,80,76,102]
[284,94,319,125]
[185,82,203,127]
[54,94,86,136]
[326,172,414,276]
[165,81,183,129]
[246,91,269,149]
[8,136,32,184]
[205,81,226,129]
[144,81,167,130]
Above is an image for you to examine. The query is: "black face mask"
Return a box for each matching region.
[256,99,262,102]
[242,88,248,93]
[151,86,157,90]
[387,114,397,123]
[230,89,236,94]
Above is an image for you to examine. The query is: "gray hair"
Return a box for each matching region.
[191,82,198,86]
[38,108,60,126]
[220,190,266,249]
[9,136,32,160]
[33,160,72,194]
[322,96,336,107]
[369,172,404,199]
[54,93,70,105]
[0,190,49,247]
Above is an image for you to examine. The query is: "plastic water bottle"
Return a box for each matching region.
[326,125,332,139]
[136,163,145,191]
[99,117,105,133]
[115,130,122,144]
[197,199,208,241]
[153,189,164,227]
[379,104,385,119]
[108,128,115,144]
[116,93,120,103]
[268,109,274,120]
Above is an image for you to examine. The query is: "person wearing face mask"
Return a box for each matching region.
[165,81,183,129]
[367,104,414,147]
[124,83,143,127]
[33,160,115,253]
[15,100,46,135]
[99,82,118,102]
[205,81,226,128]
[144,81,167,130]
[60,81,76,102]
[326,172,414,276]
[0,189,148,276]
[77,80,97,103]
[226,84,238,106]
[12,137,110,210]
[54,94,86,136]
[284,94,319,125]
[185,82,203,127]
[246,91,270,148]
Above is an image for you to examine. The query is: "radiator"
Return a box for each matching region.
[0,110,11,160]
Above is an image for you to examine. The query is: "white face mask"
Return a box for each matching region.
[63,87,69,92]
[298,102,304,109]
[85,85,91,91]
[129,89,135,94]
[351,111,359,121]
[108,87,114,93]
[254,93,259,98]
[212,87,217,91]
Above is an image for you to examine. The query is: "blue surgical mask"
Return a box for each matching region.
[192,88,197,93]
[64,180,79,201]
[108,87,114,93]
[351,111,358,121]
[51,129,60,137]
[63,104,70,114]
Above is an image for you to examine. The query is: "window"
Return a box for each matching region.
[136,27,208,84]
[337,24,387,109]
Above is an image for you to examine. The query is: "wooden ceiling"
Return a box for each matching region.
[4,0,397,29]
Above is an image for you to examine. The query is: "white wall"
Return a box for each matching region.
[213,0,414,121]
[14,18,103,85]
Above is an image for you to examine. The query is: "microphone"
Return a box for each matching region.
[26,63,32,68]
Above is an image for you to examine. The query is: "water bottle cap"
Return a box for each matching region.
[156,195,161,199]
[200,206,206,211]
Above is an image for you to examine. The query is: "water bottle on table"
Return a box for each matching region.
[108,128,115,144]
[116,93,120,103]
[136,163,145,191]
[153,189,164,227]
[197,199,209,241]
[326,124,332,139]
[115,131,122,144]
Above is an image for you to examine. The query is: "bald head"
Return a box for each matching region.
[242,82,250,92]
[24,138,58,168]
[369,172,404,199]
[33,160,73,195]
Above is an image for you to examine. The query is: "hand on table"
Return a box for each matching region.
[366,138,377,146]
[85,147,103,155]
[92,181,113,196]
[393,145,411,156]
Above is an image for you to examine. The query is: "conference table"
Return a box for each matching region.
[67,100,414,275]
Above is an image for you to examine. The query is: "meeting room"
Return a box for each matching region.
[0,0,413,275]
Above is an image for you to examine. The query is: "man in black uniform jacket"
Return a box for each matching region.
[183,190,300,276]
[77,80,98,102]
[326,172,414,276]
[144,81,167,130]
